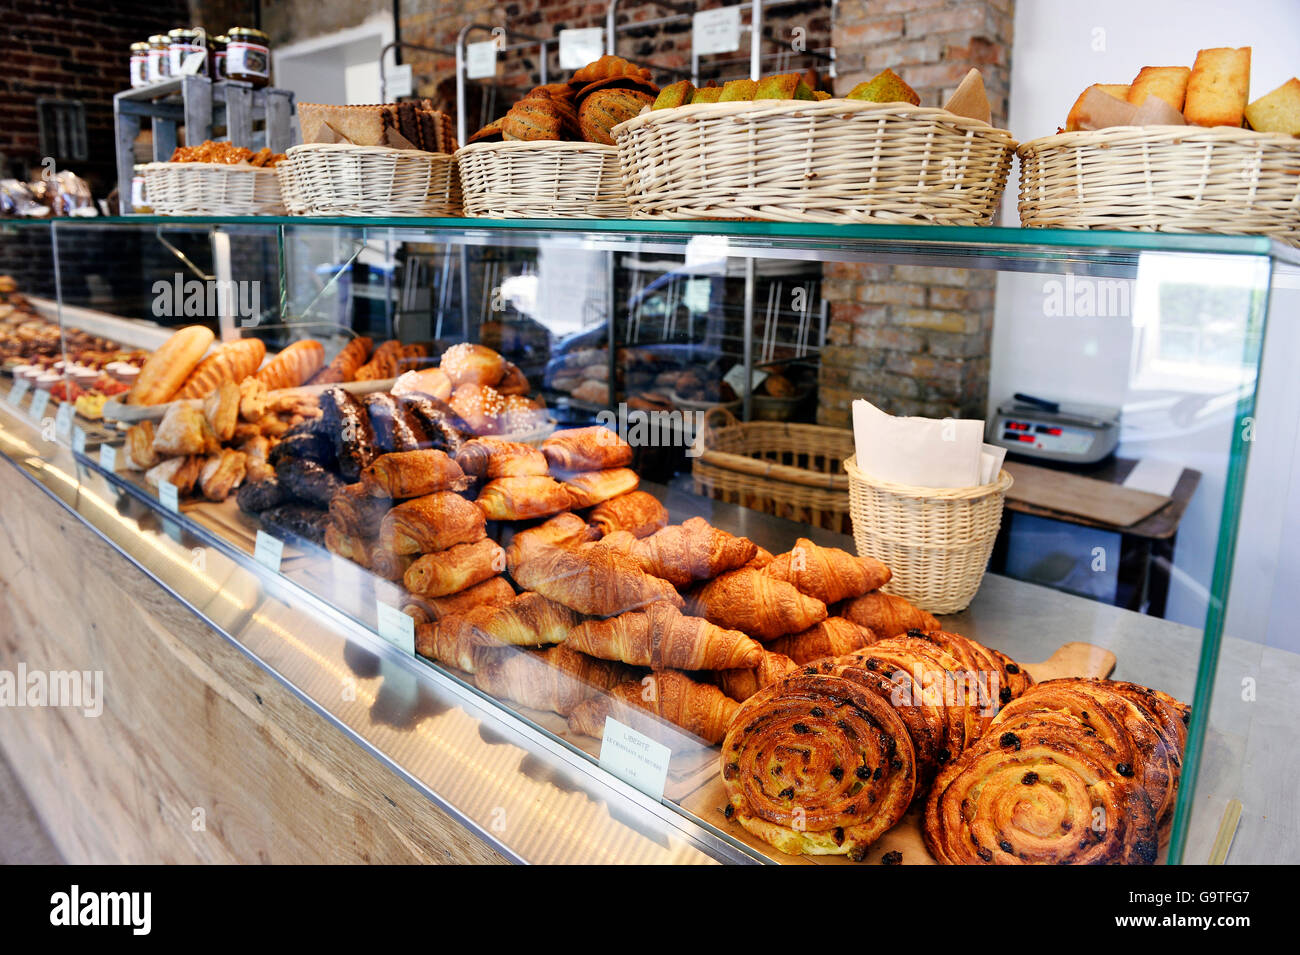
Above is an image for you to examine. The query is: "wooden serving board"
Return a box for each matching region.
[1004,460,1170,528]
[677,641,1118,865]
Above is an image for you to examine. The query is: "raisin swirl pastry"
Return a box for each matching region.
[923,717,1159,865]
[721,671,917,859]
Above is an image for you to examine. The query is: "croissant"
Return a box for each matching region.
[588,490,669,538]
[540,426,633,471]
[454,438,549,478]
[361,449,470,499]
[504,512,598,575]
[684,567,827,641]
[415,606,503,674]
[566,601,761,670]
[767,616,875,664]
[513,543,683,617]
[713,649,799,703]
[325,520,372,567]
[473,591,581,646]
[380,491,486,555]
[175,338,266,399]
[604,516,757,587]
[763,538,891,605]
[477,475,572,521]
[404,538,505,597]
[560,467,640,508]
[745,544,775,569]
[401,575,515,625]
[328,482,392,538]
[568,669,738,746]
[721,671,917,858]
[310,335,373,385]
[839,590,939,638]
[368,545,414,582]
[475,645,637,716]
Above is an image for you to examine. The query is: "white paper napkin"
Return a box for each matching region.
[852,399,989,489]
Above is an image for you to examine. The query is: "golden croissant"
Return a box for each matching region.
[567,669,738,746]
[565,601,762,670]
[763,537,891,605]
[684,567,827,641]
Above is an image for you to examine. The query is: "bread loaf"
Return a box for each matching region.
[175,338,266,399]
[128,325,215,405]
[255,340,325,391]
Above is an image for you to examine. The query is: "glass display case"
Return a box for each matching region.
[2,213,1297,865]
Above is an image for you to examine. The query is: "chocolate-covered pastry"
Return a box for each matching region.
[320,386,376,481]
[400,395,473,455]
[237,475,285,514]
[260,504,330,547]
[268,423,336,468]
[275,457,345,509]
[365,392,424,454]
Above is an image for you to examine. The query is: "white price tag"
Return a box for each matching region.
[693,5,742,56]
[7,378,30,407]
[465,39,498,80]
[254,530,284,572]
[158,480,179,512]
[387,63,413,99]
[27,388,50,423]
[723,364,769,395]
[559,27,605,70]
[598,716,671,800]
[98,443,117,472]
[55,401,74,438]
[181,51,206,75]
[72,426,87,455]
[376,600,416,655]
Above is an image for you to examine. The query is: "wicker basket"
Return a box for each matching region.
[1018,125,1300,243]
[276,160,309,215]
[844,456,1013,614]
[613,99,1017,224]
[456,140,630,218]
[141,162,285,215]
[691,409,852,533]
[286,143,461,217]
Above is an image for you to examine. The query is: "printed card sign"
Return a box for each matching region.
[376,600,416,655]
[693,6,742,56]
[158,481,179,512]
[254,530,283,572]
[466,40,498,80]
[598,716,671,800]
[722,364,769,396]
[27,388,50,423]
[7,378,30,407]
[559,28,604,70]
[387,63,413,99]
[98,443,117,471]
[55,401,74,438]
[72,426,87,455]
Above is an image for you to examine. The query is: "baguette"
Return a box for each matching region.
[255,340,325,391]
[127,325,215,405]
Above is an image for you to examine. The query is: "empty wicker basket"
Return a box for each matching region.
[844,455,1013,614]
[286,143,461,216]
[691,409,853,533]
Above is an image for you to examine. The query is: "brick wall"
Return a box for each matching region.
[0,0,190,194]
[819,0,1013,427]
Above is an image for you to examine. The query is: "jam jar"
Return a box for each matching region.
[226,27,271,87]
[167,28,205,76]
[129,41,149,88]
[210,35,228,81]
[146,35,170,84]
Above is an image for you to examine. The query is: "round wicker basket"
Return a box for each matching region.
[141,162,285,216]
[285,143,461,217]
[455,140,630,218]
[613,99,1017,224]
[844,456,1013,614]
[1018,125,1300,243]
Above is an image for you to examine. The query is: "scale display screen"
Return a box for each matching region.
[999,418,1095,456]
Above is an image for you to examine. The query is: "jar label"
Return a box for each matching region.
[228,41,269,79]
[130,54,148,88]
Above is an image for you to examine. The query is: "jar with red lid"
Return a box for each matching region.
[129,42,149,88]
[226,27,271,87]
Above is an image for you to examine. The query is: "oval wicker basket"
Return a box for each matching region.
[1018,125,1300,243]
[844,455,1013,614]
[455,140,630,218]
[691,409,853,533]
[285,143,461,217]
[613,99,1017,224]
[141,162,285,216]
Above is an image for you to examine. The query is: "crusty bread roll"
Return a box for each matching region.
[255,340,325,391]
[440,342,505,387]
[175,338,266,399]
[128,325,215,405]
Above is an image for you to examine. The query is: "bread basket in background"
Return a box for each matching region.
[613,99,1016,224]
[455,140,630,218]
[141,162,285,216]
[285,143,461,217]
[1017,126,1300,243]
[844,456,1013,614]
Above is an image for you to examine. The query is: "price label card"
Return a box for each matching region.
[693,5,742,56]
[722,364,769,396]
[55,401,74,438]
[72,426,87,455]
[376,600,416,655]
[27,388,50,423]
[599,716,671,800]
[387,62,413,99]
[7,378,30,407]
[158,480,179,512]
[559,28,605,70]
[465,39,498,80]
[98,443,117,472]
[254,530,283,573]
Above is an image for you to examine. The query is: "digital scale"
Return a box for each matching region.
[988,394,1120,466]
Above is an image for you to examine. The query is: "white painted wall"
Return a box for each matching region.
[992,0,1300,646]
[274,14,395,123]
